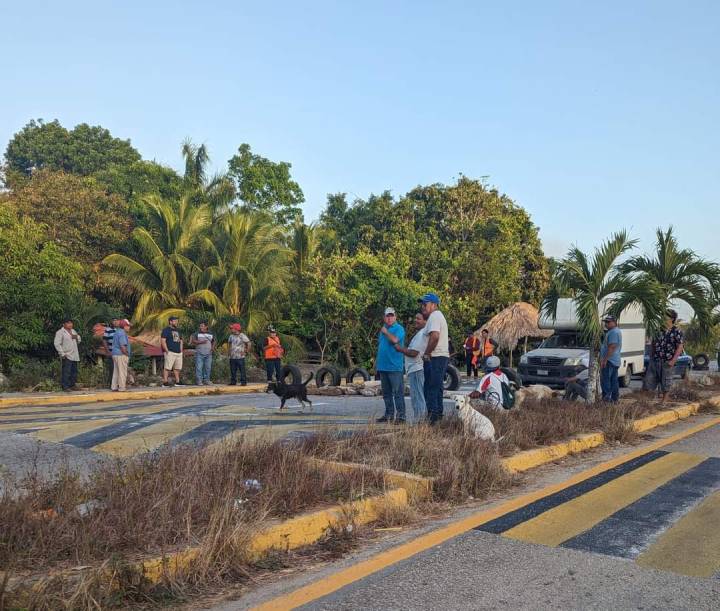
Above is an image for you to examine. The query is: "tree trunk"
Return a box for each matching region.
[586,344,599,404]
[509,348,513,368]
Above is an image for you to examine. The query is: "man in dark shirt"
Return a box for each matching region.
[644,309,684,402]
[161,316,185,386]
[101,317,120,387]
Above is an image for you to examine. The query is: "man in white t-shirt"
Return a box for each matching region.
[394,312,428,422]
[419,293,450,424]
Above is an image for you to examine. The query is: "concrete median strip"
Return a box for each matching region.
[0,384,267,409]
[141,487,408,584]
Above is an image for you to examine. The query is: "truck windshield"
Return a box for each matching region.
[539,334,588,349]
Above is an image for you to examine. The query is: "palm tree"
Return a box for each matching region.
[193,210,294,334]
[542,231,660,402]
[101,195,211,329]
[181,139,235,211]
[618,227,720,335]
[289,219,316,276]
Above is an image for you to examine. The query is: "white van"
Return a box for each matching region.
[518,298,646,388]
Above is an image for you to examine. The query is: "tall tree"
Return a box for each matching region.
[617,227,720,335]
[101,195,210,329]
[5,169,133,265]
[194,211,293,334]
[0,204,83,367]
[543,231,660,402]
[3,119,141,186]
[181,139,234,211]
[227,143,304,225]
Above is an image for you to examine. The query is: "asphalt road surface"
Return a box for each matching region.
[226,417,720,611]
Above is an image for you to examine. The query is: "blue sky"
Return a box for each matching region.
[2,1,718,260]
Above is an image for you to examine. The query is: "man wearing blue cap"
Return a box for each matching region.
[419,293,449,423]
[375,307,406,423]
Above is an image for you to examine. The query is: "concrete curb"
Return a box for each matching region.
[0,384,266,409]
[501,398,717,473]
[141,487,408,584]
[306,457,434,501]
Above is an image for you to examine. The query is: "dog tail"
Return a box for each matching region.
[302,372,314,386]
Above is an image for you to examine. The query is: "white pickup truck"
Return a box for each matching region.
[518,298,646,388]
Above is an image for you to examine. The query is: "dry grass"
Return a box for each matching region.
[300,421,516,502]
[0,435,385,608]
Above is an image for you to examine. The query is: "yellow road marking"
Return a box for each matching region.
[252,416,720,610]
[502,452,704,546]
[637,491,720,577]
[29,418,121,443]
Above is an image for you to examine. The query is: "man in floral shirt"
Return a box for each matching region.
[644,309,684,402]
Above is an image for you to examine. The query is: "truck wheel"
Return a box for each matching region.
[346,367,370,384]
[316,366,341,387]
[443,364,461,391]
[619,366,632,388]
[280,364,302,385]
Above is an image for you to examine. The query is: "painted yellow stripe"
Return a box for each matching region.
[29,418,121,443]
[252,416,720,610]
[637,491,720,577]
[502,451,704,546]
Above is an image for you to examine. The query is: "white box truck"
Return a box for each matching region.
[518,298,646,388]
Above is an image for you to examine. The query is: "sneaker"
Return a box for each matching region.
[240,382,247,386]
[175,382,186,387]
[393,418,407,425]
[228,382,237,386]
[375,416,390,423]
[162,382,171,387]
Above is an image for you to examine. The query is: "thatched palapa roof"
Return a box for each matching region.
[483,302,553,352]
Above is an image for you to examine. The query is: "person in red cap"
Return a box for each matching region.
[111,319,132,392]
[227,322,251,385]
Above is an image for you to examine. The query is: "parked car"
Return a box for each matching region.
[643,346,691,380]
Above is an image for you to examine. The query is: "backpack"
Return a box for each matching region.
[501,381,516,409]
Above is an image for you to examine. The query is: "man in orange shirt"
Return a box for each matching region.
[263,325,284,382]
[479,329,498,369]
[463,331,480,379]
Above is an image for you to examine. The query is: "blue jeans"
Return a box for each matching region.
[601,363,619,402]
[230,358,247,384]
[379,370,405,420]
[424,356,449,422]
[408,369,426,421]
[195,353,212,384]
[265,358,282,382]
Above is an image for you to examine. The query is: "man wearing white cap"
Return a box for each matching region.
[376,307,406,423]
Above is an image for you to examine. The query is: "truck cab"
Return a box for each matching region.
[518,298,646,389]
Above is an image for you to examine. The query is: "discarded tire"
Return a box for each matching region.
[501,367,523,388]
[693,353,710,371]
[443,364,461,391]
[280,364,302,385]
[316,365,341,387]
[346,367,370,384]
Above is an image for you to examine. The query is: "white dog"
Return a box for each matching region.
[452,394,496,441]
[514,384,555,408]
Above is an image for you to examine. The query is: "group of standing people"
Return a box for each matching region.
[375,293,450,424]
[463,328,498,378]
[564,308,685,403]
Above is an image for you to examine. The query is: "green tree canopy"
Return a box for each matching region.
[4,169,134,265]
[4,119,141,186]
[228,143,304,225]
[0,204,84,367]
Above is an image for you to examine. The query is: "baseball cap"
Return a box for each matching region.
[603,314,617,322]
[268,325,277,332]
[485,355,501,370]
[230,323,242,331]
[120,319,131,328]
[418,293,440,305]
[168,316,179,322]
[384,307,396,316]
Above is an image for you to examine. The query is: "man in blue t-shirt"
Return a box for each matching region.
[600,315,622,403]
[375,307,406,424]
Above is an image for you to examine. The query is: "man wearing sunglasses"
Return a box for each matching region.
[376,307,406,424]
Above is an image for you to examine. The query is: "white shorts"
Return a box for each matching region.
[164,351,183,371]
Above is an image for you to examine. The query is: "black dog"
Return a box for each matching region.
[266,373,314,410]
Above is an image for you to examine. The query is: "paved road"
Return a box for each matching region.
[237,419,720,611]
